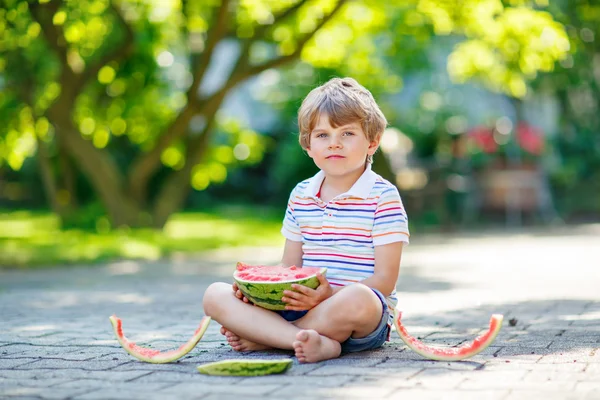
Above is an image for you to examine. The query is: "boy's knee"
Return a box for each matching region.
[202,282,230,316]
[337,284,381,321]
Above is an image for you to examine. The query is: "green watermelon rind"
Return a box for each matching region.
[196,358,293,376]
[233,266,327,311]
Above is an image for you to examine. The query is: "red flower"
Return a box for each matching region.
[516,122,544,155]
[467,126,497,154]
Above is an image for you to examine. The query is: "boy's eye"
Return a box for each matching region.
[343,131,354,136]
[315,133,328,138]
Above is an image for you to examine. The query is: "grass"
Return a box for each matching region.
[0,206,285,269]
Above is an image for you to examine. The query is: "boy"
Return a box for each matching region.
[202,77,409,363]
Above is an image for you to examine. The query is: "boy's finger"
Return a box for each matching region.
[290,284,314,295]
[317,273,329,285]
[282,290,305,300]
[282,297,299,306]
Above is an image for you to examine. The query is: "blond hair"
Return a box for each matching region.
[297,77,387,162]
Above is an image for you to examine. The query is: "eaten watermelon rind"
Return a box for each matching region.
[393,311,503,361]
[109,315,211,364]
[233,263,327,311]
[197,358,293,376]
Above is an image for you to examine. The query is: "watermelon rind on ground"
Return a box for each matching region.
[196,358,293,376]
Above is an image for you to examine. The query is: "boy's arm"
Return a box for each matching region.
[280,239,304,268]
[358,242,403,297]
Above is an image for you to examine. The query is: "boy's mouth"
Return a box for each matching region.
[326,155,345,159]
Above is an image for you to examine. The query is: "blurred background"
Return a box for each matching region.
[1,0,598,267]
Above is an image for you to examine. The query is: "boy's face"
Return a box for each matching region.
[306,113,379,178]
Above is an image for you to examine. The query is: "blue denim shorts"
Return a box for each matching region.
[276,287,391,354]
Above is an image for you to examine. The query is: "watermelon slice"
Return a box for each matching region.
[109,315,211,363]
[394,311,503,361]
[233,262,327,311]
[197,359,293,376]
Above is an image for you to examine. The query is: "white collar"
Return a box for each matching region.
[303,164,377,200]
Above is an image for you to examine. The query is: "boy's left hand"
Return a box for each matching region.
[281,273,332,311]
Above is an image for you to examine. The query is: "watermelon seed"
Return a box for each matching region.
[112,357,118,361]
[508,318,518,327]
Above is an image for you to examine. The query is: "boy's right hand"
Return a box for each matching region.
[232,282,253,304]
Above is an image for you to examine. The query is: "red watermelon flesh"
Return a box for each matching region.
[235,263,321,282]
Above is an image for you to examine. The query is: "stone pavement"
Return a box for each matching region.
[1,225,599,399]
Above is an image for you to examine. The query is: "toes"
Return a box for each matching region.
[220,327,227,335]
[296,330,310,342]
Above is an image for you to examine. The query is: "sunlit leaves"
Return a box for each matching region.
[189,113,268,191]
[412,0,570,97]
[0,106,39,171]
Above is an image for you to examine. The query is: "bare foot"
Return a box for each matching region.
[220,326,271,352]
[293,329,341,363]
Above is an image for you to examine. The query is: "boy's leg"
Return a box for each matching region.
[203,282,340,361]
[290,283,383,362]
[292,283,383,342]
[203,282,297,349]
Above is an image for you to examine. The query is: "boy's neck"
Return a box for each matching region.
[320,164,367,201]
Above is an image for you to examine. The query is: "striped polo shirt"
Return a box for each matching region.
[281,164,410,323]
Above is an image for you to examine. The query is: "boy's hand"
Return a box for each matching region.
[232,282,253,304]
[281,273,332,311]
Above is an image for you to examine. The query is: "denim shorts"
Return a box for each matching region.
[276,287,391,354]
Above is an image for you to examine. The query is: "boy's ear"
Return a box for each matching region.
[368,139,380,155]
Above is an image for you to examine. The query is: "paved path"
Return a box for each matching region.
[1,225,599,399]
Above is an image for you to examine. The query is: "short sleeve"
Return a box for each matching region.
[372,186,410,246]
[281,186,303,242]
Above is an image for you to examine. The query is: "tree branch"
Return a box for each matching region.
[75,1,135,92]
[187,0,232,101]
[246,0,346,77]
[202,0,347,106]
[232,0,307,72]
[28,0,69,69]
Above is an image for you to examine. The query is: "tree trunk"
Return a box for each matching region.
[47,101,143,228]
[58,142,79,208]
[36,136,72,222]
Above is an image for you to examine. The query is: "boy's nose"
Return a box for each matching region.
[328,138,342,149]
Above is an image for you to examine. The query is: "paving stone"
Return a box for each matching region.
[386,389,510,400]
[38,369,151,382]
[0,377,74,388]
[71,388,171,400]
[0,358,39,369]
[308,365,420,378]
[0,385,94,399]
[162,381,283,396]
[52,379,169,391]
[504,390,583,400]
[270,383,396,398]
[14,359,128,371]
